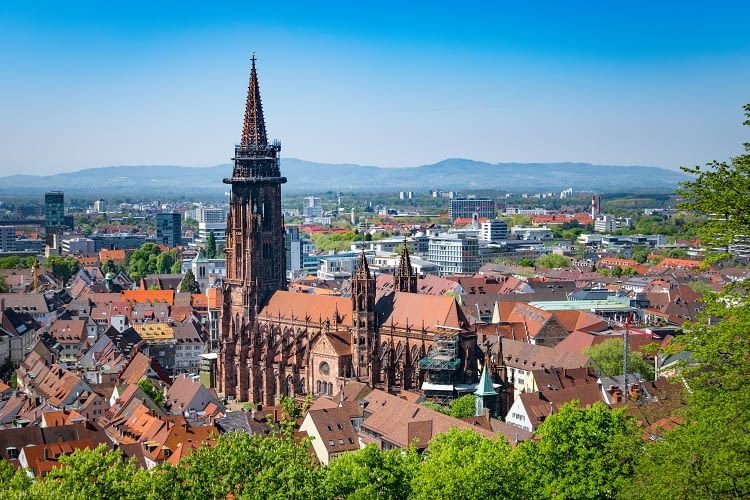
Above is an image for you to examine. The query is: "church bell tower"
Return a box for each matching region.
[218,54,287,399]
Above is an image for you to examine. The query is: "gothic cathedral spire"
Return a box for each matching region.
[241,53,268,146]
[394,240,417,293]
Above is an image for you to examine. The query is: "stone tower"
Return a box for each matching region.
[218,54,287,399]
[351,251,377,382]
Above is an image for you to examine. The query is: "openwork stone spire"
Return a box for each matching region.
[394,240,417,293]
[241,53,268,146]
[355,250,372,279]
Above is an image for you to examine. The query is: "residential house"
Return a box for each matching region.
[299,406,360,464]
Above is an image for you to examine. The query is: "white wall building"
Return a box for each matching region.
[511,227,553,241]
[480,220,509,242]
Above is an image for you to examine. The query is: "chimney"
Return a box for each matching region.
[591,195,596,219]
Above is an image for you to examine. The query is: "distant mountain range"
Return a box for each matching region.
[0,158,688,197]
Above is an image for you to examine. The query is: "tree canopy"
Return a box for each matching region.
[204,231,217,259]
[585,338,655,381]
[137,378,165,408]
[514,401,642,499]
[535,253,569,269]
[178,269,200,293]
[46,256,80,284]
[125,243,180,281]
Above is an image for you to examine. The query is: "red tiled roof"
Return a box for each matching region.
[121,290,175,305]
[260,290,352,325]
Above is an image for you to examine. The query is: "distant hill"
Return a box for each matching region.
[0,158,688,196]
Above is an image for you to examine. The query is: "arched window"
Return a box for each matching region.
[299,378,306,394]
[316,380,321,394]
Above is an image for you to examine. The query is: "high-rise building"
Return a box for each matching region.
[44,191,66,227]
[449,197,495,221]
[0,226,15,253]
[93,199,107,213]
[285,225,304,280]
[156,212,182,247]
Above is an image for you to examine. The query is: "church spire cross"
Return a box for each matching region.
[241,52,268,146]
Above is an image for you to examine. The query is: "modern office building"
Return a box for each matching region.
[480,220,509,242]
[91,233,148,251]
[594,215,634,233]
[285,225,304,279]
[156,213,182,247]
[511,227,554,241]
[195,207,227,224]
[197,222,226,245]
[449,197,495,221]
[427,232,479,275]
[44,191,66,227]
[61,237,95,255]
[0,226,15,253]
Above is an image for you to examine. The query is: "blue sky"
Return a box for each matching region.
[1,1,748,175]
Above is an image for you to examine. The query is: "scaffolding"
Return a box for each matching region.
[419,335,461,386]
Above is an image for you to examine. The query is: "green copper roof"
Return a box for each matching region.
[475,363,496,396]
[193,249,209,263]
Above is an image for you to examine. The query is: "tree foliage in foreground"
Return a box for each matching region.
[678,104,750,248]
[629,282,750,499]
[0,403,645,500]
[514,402,641,499]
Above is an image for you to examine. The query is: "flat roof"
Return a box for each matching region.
[528,298,635,312]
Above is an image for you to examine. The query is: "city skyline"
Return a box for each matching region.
[1,1,749,176]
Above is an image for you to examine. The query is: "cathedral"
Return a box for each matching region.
[217,56,480,405]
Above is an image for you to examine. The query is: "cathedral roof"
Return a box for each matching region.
[375,292,470,333]
[259,290,352,325]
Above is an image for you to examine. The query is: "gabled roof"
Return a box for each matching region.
[260,290,352,325]
[375,292,470,333]
[362,389,496,449]
[498,338,592,371]
[121,289,175,305]
[519,383,604,426]
[305,406,359,454]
